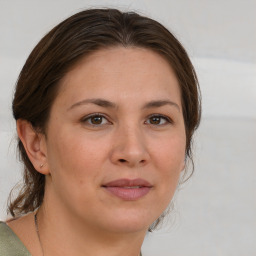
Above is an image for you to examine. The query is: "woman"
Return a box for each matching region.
[0,8,201,255]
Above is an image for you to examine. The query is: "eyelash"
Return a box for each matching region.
[145,114,173,126]
[81,113,173,127]
[81,113,111,126]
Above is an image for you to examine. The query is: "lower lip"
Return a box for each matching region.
[103,187,151,200]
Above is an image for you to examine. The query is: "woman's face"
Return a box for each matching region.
[42,47,186,233]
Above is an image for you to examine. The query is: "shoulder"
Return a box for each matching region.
[0,221,31,255]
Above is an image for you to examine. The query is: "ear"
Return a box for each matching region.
[17,119,49,175]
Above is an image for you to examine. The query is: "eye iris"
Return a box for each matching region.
[150,116,161,124]
[91,116,102,124]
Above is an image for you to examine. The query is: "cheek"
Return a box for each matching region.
[151,134,186,198]
[45,130,108,209]
[46,128,106,184]
[153,132,186,170]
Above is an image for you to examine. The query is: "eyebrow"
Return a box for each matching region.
[68,98,117,111]
[68,98,180,111]
[142,100,180,111]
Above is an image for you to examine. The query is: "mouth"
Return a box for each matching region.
[102,178,153,201]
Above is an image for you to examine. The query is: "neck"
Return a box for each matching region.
[37,202,145,256]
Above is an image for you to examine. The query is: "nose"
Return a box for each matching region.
[109,126,150,168]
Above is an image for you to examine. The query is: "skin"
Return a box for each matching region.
[10,47,186,256]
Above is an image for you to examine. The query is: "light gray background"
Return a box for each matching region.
[0,0,255,255]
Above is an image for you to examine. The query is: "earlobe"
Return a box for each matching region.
[16,119,49,175]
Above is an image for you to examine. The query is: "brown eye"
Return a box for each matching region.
[149,116,161,125]
[82,114,109,126]
[146,115,171,126]
[91,116,103,124]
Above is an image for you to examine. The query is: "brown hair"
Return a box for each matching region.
[9,8,201,227]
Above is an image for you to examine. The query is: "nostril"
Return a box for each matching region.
[118,159,146,164]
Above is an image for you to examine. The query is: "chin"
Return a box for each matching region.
[99,208,158,234]
[107,221,149,234]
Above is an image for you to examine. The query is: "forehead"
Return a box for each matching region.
[56,47,181,106]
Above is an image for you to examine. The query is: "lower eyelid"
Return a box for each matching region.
[81,114,109,124]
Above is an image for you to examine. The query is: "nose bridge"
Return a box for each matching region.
[123,124,144,152]
[110,121,149,167]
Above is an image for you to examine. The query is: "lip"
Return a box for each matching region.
[102,178,153,201]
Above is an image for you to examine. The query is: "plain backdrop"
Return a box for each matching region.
[0,0,255,255]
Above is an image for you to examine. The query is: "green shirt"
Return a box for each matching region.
[0,221,143,255]
[0,222,31,255]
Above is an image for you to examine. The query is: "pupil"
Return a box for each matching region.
[92,116,102,124]
[150,117,160,124]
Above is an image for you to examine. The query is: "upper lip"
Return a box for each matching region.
[102,178,153,187]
